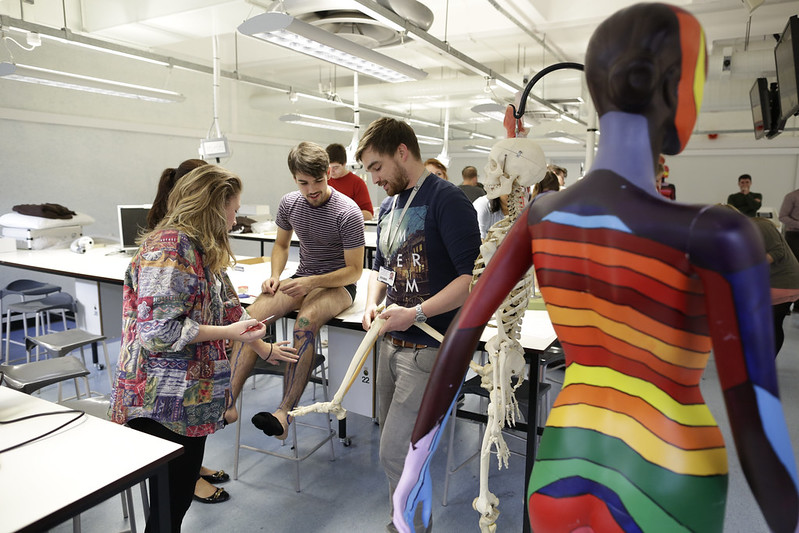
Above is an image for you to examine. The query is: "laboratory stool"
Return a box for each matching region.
[4,292,76,364]
[0,279,62,363]
[0,356,91,401]
[59,395,149,533]
[233,352,336,492]
[441,374,551,506]
[25,329,114,395]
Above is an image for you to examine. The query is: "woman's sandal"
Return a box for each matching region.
[193,487,230,504]
[200,470,230,484]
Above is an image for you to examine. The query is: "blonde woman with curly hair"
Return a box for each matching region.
[110,164,298,532]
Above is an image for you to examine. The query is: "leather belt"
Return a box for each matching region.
[388,335,428,350]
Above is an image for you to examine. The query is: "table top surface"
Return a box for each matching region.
[0,248,557,352]
[228,260,557,352]
[0,246,132,284]
[0,387,182,533]
[230,230,378,248]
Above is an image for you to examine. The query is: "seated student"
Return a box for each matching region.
[326,143,374,221]
[226,141,365,439]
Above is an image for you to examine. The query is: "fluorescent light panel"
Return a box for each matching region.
[471,103,506,122]
[545,131,583,145]
[0,62,184,103]
[463,144,492,153]
[279,113,353,132]
[239,12,427,83]
[416,134,444,145]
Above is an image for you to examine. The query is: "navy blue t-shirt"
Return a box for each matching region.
[373,174,481,346]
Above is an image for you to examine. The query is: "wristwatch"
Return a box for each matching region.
[414,303,427,323]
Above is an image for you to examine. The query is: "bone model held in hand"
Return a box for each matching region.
[289,305,443,420]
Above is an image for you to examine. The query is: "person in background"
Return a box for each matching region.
[226,141,364,440]
[326,143,374,221]
[110,165,299,532]
[547,163,567,188]
[146,158,235,505]
[656,155,676,200]
[531,170,561,198]
[727,173,762,217]
[472,194,506,239]
[748,213,799,356]
[424,158,448,181]
[458,165,486,203]
[779,186,799,286]
[357,117,481,533]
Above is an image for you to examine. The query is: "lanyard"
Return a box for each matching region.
[381,172,427,256]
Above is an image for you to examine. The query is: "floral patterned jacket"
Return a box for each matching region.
[109,229,247,436]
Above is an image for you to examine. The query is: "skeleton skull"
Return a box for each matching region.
[483,138,547,199]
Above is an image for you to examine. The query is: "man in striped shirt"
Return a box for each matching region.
[226,141,365,440]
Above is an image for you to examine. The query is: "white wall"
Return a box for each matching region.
[3,38,799,241]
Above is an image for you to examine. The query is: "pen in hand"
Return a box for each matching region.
[241,315,275,335]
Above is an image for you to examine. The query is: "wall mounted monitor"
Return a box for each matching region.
[775,15,799,124]
[750,77,771,139]
[117,204,152,252]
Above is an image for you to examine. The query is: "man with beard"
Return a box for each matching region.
[356,117,481,533]
[225,141,364,440]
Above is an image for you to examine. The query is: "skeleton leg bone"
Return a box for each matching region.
[290,305,444,419]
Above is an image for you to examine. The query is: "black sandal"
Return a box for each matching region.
[200,470,230,484]
[193,487,230,504]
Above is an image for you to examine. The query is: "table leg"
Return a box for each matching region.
[151,462,172,532]
[523,362,540,533]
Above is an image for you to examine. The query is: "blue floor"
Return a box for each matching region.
[5,313,799,532]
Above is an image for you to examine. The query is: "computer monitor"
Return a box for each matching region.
[117,204,152,252]
[775,15,799,124]
[750,78,771,139]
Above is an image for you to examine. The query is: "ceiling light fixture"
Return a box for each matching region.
[559,113,581,125]
[238,12,427,83]
[545,131,584,145]
[279,113,353,132]
[463,144,492,154]
[416,134,444,146]
[469,131,494,140]
[0,62,185,102]
[471,103,506,122]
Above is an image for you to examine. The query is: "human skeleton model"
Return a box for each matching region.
[466,138,546,532]
[393,4,799,533]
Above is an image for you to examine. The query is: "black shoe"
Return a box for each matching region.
[252,411,284,436]
[200,470,230,484]
[193,487,230,504]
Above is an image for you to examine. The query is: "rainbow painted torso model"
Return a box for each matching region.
[392,4,799,532]
[528,171,730,532]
